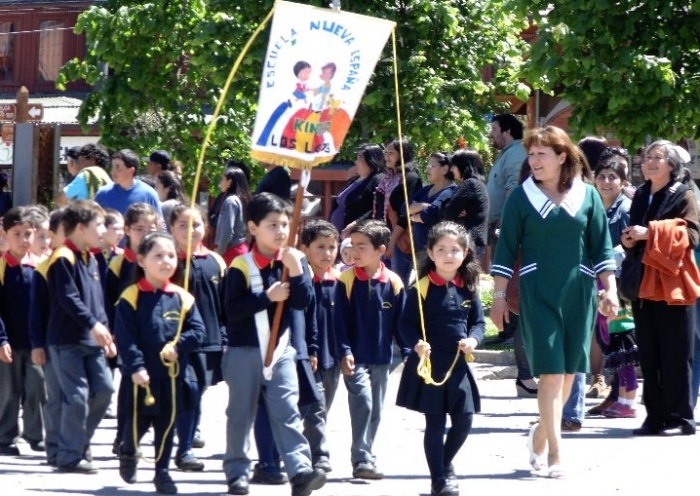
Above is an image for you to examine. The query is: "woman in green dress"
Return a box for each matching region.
[489,126,618,477]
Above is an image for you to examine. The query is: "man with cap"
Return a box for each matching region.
[147,150,171,178]
[55,143,112,206]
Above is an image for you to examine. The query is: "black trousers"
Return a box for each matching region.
[632,299,695,427]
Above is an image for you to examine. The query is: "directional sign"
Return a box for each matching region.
[0,104,16,122]
[26,104,43,121]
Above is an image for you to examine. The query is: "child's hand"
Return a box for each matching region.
[104,342,117,358]
[266,281,290,302]
[341,354,355,376]
[132,369,150,386]
[160,343,178,363]
[31,348,46,366]
[0,343,12,363]
[90,322,113,348]
[458,337,478,355]
[414,339,431,357]
[281,247,304,276]
[309,355,318,373]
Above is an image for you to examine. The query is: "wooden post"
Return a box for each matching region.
[16,86,28,124]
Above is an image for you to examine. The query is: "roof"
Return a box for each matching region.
[0,93,87,124]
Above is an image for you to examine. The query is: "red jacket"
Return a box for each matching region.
[639,219,700,305]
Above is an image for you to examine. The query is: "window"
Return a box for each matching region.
[0,22,15,81]
[38,20,64,82]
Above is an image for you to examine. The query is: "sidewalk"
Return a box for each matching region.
[1,358,698,495]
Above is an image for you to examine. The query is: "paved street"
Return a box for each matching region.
[1,361,698,495]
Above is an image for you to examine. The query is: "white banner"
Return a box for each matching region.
[251,1,395,168]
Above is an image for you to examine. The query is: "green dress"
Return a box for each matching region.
[491,177,615,375]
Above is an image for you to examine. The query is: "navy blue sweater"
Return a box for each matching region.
[176,247,227,351]
[223,248,313,348]
[28,259,50,349]
[334,264,410,364]
[0,252,39,350]
[312,268,341,370]
[46,241,108,347]
[114,279,205,378]
[103,247,137,330]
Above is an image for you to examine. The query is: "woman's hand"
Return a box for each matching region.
[598,290,620,320]
[622,225,648,246]
[489,297,510,331]
[385,240,395,260]
[340,222,356,240]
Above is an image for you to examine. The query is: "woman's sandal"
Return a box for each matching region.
[526,423,547,472]
[548,464,564,479]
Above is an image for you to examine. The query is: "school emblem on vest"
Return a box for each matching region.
[163,310,180,322]
[382,302,392,309]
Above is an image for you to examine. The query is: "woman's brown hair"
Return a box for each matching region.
[523,126,589,192]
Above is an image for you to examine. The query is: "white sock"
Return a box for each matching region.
[619,398,633,407]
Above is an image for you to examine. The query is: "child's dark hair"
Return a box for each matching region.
[246,192,292,226]
[223,166,252,212]
[62,200,105,237]
[293,60,311,77]
[300,219,339,247]
[419,221,481,293]
[132,231,181,283]
[124,203,158,228]
[2,206,34,232]
[103,208,123,229]
[168,202,205,228]
[26,204,50,229]
[349,219,390,249]
[49,208,66,233]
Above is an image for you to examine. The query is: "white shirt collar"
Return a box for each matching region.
[523,176,587,219]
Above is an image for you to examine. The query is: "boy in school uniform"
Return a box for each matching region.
[0,207,44,455]
[29,208,66,465]
[46,200,115,474]
[222,192,326,496]
[299,220,342,473]
[335,219,410,479]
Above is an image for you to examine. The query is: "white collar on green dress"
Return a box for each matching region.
[523,176,587,219]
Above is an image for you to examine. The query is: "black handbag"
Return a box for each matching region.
[619,247,644,302]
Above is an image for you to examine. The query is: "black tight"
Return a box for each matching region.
[424,412,473,485]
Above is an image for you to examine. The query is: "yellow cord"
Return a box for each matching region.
[130,5,276,462]
[390,31,469,386]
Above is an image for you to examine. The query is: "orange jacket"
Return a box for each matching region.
[639,219,700,305]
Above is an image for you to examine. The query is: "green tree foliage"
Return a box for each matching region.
[510,0,700,148]
[58,0,528,190]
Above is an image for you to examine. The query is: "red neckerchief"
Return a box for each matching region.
[353,262,390,283]
[428,270,464,288]
[252,244,281,270]
[123,246,137,263]
[137,277,177,294]
[313,266,339,283]
[64,239,91,264]
[177,243,209,260]
[3,250,39,269]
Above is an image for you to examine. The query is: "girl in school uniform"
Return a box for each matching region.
[169,204,227,470]
[396,221,485,496]
[115,232,205,494]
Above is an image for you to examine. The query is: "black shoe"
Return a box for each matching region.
[227,476,250,495]
[57,459,98,474]
[291,468,327,496]
[431,479,460,496]
[119,454,139,484]
[515,378,538,397]
[153,470,177,494]
[313,457,332,473]
[0,444,20,456]
[175,451,204,471]
[632,424,664,436]
[250,462,287,484]
[192,434,205,449]
[46,456,57,467]
[352,461,384,480]
[664,419,696,436]
[23,437,45,452]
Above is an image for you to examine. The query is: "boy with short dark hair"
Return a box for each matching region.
[222,193,326,496]
[0,207,43,456]
[46,200,115,473]
[29,208,66,465]
[335,219,410,480]
[299,220,342,472]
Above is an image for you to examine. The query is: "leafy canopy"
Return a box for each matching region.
[58,0,528,190]
[510,0,700,149]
